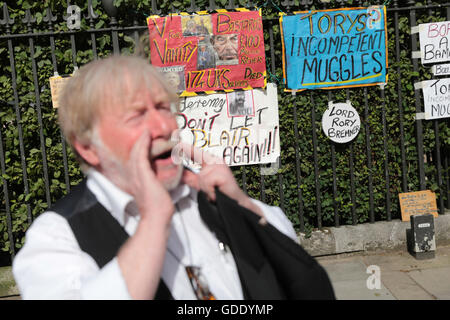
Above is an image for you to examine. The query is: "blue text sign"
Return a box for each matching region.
[280,6,388,91]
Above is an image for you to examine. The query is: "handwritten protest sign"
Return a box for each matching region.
[280,6,388,91]
[147,9,266,96]
[177,83,279,166]
[419,78,450,119]
[419,21,450,65]
[432,63,450,76]
[322,101,360,143]
[399,190,438,222]
[49,75,72,108]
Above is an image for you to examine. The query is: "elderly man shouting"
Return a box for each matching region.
[13,55,333,300]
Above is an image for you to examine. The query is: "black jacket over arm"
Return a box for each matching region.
[52,180,335,300]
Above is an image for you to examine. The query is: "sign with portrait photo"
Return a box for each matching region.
[280,6,388,91]
[147,9,267,96]
[176,83,279,167]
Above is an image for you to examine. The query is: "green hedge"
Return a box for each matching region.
[0,0,449,259]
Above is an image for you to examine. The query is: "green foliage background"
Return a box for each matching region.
[0,0,449,263]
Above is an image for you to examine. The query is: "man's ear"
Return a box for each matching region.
[72,137,100,167]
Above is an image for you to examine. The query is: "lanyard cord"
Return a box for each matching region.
[165,202,194,267]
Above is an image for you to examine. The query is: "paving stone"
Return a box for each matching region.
[407,267,450,300]
[380,271,435,300]
[330,279,395,300]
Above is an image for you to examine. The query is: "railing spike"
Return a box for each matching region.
[22,9,36,27]
[85,0,99,21]
[43,7,57,24]
[0,3,14,26]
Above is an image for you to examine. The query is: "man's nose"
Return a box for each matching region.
[224,39,233,48]
[147,109,173,138]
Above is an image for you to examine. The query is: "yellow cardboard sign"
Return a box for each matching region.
[49,75,71,108]
[399,190,438,222]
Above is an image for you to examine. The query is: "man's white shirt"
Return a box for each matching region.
[12,169,298,300]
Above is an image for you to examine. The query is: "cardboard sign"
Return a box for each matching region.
[49,75,72,108]
[399,190,438,222]
[322,101,360,143]
[147,9,266,95]
[280,6,388,91]
[419,21,450,65]
[420,78,450,119]
[177,83,279,166]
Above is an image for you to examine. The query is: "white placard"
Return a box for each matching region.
[322,101,360,144]
[177,83,280,166]
[421,78,450,120]
[432,63,450,76]
[419,21,450,65]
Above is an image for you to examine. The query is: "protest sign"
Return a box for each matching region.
[399,190,438,222]
[280,6,388,91]
[419,78,450,120]
[176,83,279,166]
[432,63,450,76]
[418,21,450,65]
[322,101,360,143]
[49,75,72,108]
[147,9,266,96]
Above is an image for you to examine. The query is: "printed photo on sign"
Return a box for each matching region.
[159,66,186,93]
[211,34,239,66]
[197,44,216,70]
[147,10,266,94]
[182,15,212,37]
[227,90,254,117]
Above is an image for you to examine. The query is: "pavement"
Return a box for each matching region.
[1,245,449,300]
[316,244,450,300]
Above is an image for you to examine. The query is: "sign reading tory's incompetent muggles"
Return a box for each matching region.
[147,10,266,96]
[176,83,279,166]
[280,6,388,91]
[420,78,450,120]
[419,21,450,65]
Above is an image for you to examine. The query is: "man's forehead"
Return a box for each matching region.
[102,79,169,109]
[124,72,167,96]
[128,84,170,104]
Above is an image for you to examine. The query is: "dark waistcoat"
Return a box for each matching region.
[51,180,173,299]
[51,180,335,300]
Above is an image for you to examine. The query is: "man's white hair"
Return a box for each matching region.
[58,55,179,170]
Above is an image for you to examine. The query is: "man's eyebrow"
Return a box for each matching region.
[127,102,147,111]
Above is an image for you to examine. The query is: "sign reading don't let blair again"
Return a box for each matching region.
[147,9,266,95]
[280,6,388,91]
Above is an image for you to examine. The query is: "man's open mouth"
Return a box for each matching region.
[150,141,177,165]
[152,149,172,161]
